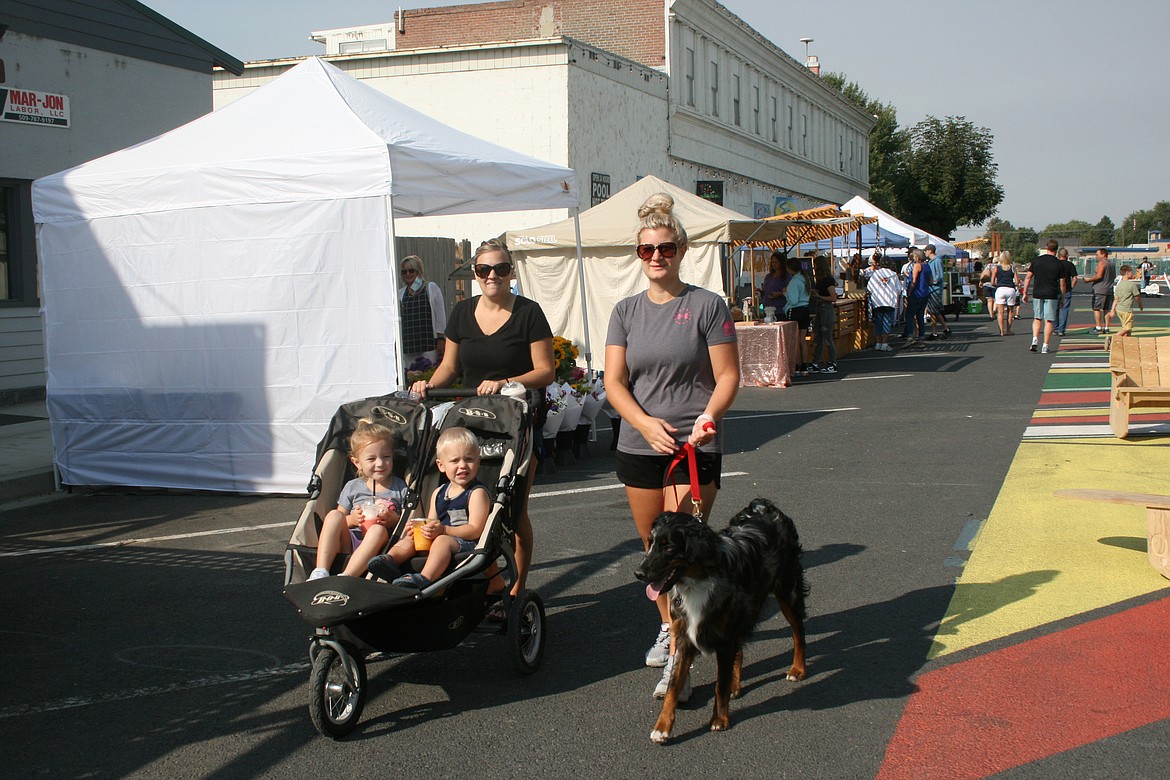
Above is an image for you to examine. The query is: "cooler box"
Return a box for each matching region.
[967,300,983,314]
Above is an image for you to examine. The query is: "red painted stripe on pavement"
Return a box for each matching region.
[877,596,1170,780]
[1038,391,1109,405]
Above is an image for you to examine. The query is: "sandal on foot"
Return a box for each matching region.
[392,572,432,589]
[367,555,402,582]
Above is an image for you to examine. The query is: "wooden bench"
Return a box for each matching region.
[1108,335,1170,438]
[1055,489,1170,580]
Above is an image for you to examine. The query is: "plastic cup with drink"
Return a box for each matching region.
[412,519,434,551]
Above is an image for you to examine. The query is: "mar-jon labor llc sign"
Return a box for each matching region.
[1,88,70,127]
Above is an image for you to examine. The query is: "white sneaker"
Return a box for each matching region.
[308,567,330,581]
[653,654,692,702]
[645,623,671,667]
[1041,344,1050,354]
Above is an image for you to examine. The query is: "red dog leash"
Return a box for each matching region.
[664,420,716,520]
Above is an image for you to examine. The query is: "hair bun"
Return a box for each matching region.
[637,193,675,220]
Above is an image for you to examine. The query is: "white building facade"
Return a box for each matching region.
[212,0,873,241]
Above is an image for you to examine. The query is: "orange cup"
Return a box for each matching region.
[412,520,433,551]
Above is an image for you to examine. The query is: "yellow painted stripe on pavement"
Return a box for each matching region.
[930,437,1170,659]
[1031,409,1109,418]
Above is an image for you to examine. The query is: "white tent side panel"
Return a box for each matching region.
[39,196,400,493]
[515,244,722,366]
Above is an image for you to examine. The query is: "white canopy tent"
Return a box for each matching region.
[841,196,959,257]
[33,57,577,493]
[505,176,786,368]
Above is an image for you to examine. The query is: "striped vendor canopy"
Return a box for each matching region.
[755,205,878,249]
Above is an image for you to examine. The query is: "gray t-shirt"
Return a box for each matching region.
[606,285,737,455]
[338,475,408,512]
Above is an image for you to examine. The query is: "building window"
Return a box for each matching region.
[839,135,845,171]
[787,105,794,149]
[801,113,808,156]
[770,96,778,142]
[732,74,741,126]
[753,85,760,134]
[0,180,37,304]
[338,39,388,54]
[710,61,719,117]
[685,47,695,107]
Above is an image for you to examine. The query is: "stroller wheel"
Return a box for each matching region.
[308,645,367,739]
[507,589,546,675]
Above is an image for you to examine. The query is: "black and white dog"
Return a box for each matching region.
[635,498,808,743]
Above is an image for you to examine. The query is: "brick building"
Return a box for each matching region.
[215,0,873,243]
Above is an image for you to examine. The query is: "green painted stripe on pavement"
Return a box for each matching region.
[1043,373,1110,390]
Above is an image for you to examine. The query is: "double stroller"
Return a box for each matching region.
[283,389,546,738]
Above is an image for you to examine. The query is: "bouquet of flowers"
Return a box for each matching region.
[573,369,606,426]
[557,380,584,432]
[552,335,579,384]
[543,383,568,438]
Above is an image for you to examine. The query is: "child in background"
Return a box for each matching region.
[368,427,491,590]
[1110,265,1144,338]
[308,418,407,581]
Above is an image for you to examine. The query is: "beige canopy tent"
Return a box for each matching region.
[505,176,787,369]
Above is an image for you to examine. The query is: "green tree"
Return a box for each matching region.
[1041,220,1094,240]
[821,72,910,216]
[1119,201,1170,245]
[984,217,1037,265]
[1083,216,1115,247]
[904,116,1004,239]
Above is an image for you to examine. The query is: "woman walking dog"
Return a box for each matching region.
[604,193,739,699]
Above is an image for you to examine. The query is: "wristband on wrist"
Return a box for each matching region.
[696,414,715,425]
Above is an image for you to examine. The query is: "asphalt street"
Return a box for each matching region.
[1,303,1157,779]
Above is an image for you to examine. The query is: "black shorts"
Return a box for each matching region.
[615,449,723,491]
[787,305,810,330]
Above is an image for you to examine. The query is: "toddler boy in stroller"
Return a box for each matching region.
[308,417,408,581]
[368,426,492,590]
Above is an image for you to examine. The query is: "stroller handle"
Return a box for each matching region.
[421,384,526,401]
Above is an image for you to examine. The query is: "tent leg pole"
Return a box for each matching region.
[386,194,404,390]
[572,209,592,374]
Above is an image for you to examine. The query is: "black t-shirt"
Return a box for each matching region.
[1030,254,1064,300]
[445,295,553,387]
[815,275,835,305]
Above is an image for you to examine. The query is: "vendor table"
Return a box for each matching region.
[736,321,798,387]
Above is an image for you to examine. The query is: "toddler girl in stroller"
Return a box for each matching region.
[308,417,408,581]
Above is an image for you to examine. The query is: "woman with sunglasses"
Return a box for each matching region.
[604,193,739,698]
[398,255,446,371]
[410,238,554,603]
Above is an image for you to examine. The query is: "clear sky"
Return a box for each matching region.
[144,0,1170,240]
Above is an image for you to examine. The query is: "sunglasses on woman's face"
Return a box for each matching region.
[635,242,679,260]
[401,267,418,275]
[473,262,513,278]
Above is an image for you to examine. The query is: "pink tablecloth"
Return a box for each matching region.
[736,321,798,387]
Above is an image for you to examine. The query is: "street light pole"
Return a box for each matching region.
[799,37,814,66]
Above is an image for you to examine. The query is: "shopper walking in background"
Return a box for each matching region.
[991,251,1019,337]
[809,255,839,373]
[1054,247,1078,336]
[1020,239,1067,355]
[923,245,951,340]
[398,255,447,370]
[867,257,901,352]
[1109,265,1144,337]
[1083,247,1117,334]
[903,248,931,348]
